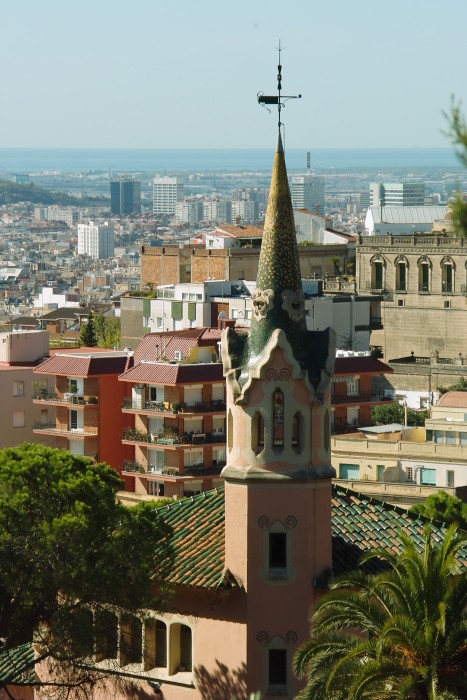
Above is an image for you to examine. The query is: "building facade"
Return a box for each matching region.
[152,176,184,214]
[110,178,141,215]
[370,182,425,207]
[291,174,325,215]
[356,231,467,360]
[77,221,115,260]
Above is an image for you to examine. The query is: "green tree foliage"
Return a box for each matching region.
[79,314,97,347]
[0,444,172,666]
[0,178,102,207]
[371,401,428,426]
[294,525,467,699]
[444,98,467,238]
[93,312,121,349]
[439,377,467,395]
[410,491,467,530]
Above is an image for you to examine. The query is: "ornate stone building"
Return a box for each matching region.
[356,231,467,360]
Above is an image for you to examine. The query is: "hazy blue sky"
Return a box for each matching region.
[2,0,467,149]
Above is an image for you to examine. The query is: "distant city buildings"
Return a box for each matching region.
[34,206,81,227]
[77,221,114,259]
[364,205,447,235]
[291,174,325,215]
[110,177,141,215]
[370,182,425,207]
[152,176,184,214]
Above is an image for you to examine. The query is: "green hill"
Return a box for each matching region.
[0,179,103,207]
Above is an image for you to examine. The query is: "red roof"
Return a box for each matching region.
[119,362,224,385]
[334,355,392,375]
[34,351,131,377]
[133,328,222,364]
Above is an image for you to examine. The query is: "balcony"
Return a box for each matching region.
[122,428,226,447]
[122,398,226,415]
[33,391,98,407]
[122,461,225,478]
[33,420,99,438]
[331,392,392,406]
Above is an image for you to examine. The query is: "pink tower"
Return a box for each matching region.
[221,127,336,697]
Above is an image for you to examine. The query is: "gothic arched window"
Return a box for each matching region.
[273,389,284,447]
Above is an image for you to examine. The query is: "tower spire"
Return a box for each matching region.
[257,41,302,137]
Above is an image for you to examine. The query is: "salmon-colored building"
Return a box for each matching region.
[32,349,132,473]
[119,328,226,500]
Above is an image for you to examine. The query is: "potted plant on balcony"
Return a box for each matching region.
[172,401,187,414]
[87,395,98,405]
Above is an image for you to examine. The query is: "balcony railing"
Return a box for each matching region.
[122,429,226,446]
[33,420,98,437]
[122,398,226,414]
[331,392,392,405]
[34,391,98,406]
[122,461,226,478]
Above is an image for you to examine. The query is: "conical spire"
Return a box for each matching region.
[249,130,305,356]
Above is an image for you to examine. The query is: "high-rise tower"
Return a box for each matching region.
[221,62,336,696]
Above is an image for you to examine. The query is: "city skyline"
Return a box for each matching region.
[2,0,467,150]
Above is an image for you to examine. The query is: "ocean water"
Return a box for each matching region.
[0,148,462,174]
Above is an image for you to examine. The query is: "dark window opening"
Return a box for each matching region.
[269,648,287,686]
[269,532,287,569]
[396,262,406,291]
[419,263,429,292]
[156,621,167,667]
[372,261,383,289]
[258,414,265,449]
[180,625,192,672]
[273,389,284,447]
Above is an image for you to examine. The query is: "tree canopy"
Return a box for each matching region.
[79,314,97,347]
[371,401,428,426]
[93,312,121,349]
[410,491,467,530]
[294,525,467,699]
[0,444,172,675]
[444,98,467,238]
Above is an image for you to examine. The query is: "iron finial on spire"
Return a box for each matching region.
[257,40,301,131]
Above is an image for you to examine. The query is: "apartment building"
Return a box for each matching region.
[152,176,184,214]
[33,349,131,471]
[77,221,114,260]
[119,329,225,499]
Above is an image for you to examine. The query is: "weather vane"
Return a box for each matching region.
[257,40,302,130]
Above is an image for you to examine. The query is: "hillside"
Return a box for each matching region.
[0,179,103,207]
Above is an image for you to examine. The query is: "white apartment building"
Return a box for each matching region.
[370,182,425,207]
[152,176,184,214]
[203,198,232,224]
[174,198,204,225]
[231,200,260,224]
[291,174,325,215]
[77,221,114,260]
[47,206,81,227]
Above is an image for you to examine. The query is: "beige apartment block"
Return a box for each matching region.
[0,329,54,449]
[356,232,467,360]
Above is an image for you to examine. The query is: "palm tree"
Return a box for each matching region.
[294,525,467,700]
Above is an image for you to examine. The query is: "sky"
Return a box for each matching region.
[2,0,467,150]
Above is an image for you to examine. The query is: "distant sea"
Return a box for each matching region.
[0,148,462,173]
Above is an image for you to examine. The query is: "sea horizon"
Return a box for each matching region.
[0,147,462,174]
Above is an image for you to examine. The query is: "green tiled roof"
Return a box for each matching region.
[158,488,235,590]
[0,642,35,686]
[158,486,467,589]
[331,484,467,576]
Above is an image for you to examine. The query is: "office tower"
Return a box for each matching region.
[370,182,425,207]
[152,176,184,214]
[291,174,325,215]
[110,178,141,215]
[77,221,114,260]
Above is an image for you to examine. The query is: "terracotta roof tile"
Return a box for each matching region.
[214,225,263,239]
[156,485,467,590]
[34,352,130,377]
[435,391,467,408]
[119,362,224,385]
[133,328,222,364]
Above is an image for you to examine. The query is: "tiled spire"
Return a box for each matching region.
[249,130,305,355]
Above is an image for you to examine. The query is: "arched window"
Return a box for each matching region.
[95,610,118,662]
[442,258,454,293]
[144,619,167,670]
[169,623,193,674]
[120,614,143,666]
[272,389,284,447]
[418,257,431,292]
[395,257,408,291]
[371,257,384,290]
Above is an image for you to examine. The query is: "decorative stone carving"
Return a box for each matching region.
[252,288,275,320]
[285,515,298,529]
[281,289,305,321]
